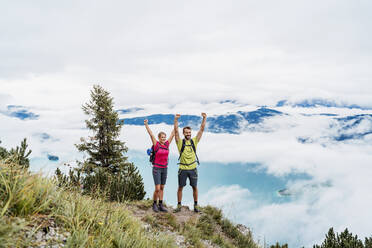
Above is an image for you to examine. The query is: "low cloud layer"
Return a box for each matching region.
[1,97,372,246]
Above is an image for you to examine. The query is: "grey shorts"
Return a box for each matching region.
[178,168,198,187]
[153,167,167,185]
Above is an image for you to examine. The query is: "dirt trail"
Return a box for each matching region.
[126,203,217,248]
[128,204,200,225]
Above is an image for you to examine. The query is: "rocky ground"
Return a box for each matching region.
[126,202,250,248]
[22,202,251,248]
[23,214,69,248]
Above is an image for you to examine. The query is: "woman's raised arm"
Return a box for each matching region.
[168,129,175,144]
[144,119,157,146]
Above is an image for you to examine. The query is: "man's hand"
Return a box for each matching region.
[174,114,181,142]
[144,119,148,125]
[196,113,207,142]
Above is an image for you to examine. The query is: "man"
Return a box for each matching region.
[174,112,207,213]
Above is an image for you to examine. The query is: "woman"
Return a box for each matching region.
[144,119,175,212]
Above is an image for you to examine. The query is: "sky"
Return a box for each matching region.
[1,0,372,247]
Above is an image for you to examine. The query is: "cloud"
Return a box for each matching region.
[1,1,372,106]
[200,185,255,222]
[200,184,252,207]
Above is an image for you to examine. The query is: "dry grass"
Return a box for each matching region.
[0,163,176,248]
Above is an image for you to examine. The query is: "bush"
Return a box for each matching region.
[313,228,372,248]
[0,164,56,217]
[0,138,32,169]
[221,217,257,248]
[270,242,288,248]
[197,214,215,238]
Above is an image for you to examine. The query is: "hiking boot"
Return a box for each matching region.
[173,204,182,213]
[158,203,168,212]
[152,202,159,213]
[194,205,201,213]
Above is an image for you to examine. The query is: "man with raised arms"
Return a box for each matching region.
[174,113,207,213]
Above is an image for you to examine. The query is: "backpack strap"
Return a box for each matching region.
[158,146,169,151]
[190,139,200,165]
[149,145,158,162]
[153,144,160,154]
[178,139,186,161]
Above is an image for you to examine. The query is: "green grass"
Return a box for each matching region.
[220,218,257,248]
[0,163,176,248]
[197,214,215,238]
[195,205,259,248]
[0,164,56,217]
[182,217,206,248]
[203,205,223,224]
[0,216,27,248]
[0,163,261,248]
[211,234,236,248]
[143,212,179,232]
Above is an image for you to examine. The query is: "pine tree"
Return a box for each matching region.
[75,85,145,201]
[365,237,372,248]
[0,140,9,160]
[314,228,368,248]
[0,138,31,169]
[270,243,288,248]
[54,166,81,189]
[8,138,32,169]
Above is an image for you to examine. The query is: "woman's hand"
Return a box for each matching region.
[144,119,148,125]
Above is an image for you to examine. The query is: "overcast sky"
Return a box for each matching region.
[1,0,372,107]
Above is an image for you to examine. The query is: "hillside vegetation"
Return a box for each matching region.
[0,162,259,248]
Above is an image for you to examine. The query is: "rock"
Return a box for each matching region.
[201,239,216,248]
[180,206,190,211]
[174,234,185,246]
[143,223,151,231]
[236,223,251,236]
[35,231,43,241]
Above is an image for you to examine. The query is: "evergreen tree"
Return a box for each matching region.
[0,138,31,169]
[75,85,145,201]
[365,237,372,248]
[8,138,32,169]
[0,140,9,160]
[314,228,369,248]
[54,166,81,189]
[270,242,288,248]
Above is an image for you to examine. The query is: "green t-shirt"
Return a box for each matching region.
[177,137,199,170]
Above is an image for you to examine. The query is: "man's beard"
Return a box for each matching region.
[185,135,191,140]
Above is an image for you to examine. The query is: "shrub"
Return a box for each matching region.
[313,228,371,248]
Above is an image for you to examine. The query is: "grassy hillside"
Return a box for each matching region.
[0,163,259,248]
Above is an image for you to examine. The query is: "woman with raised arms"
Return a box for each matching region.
[144,119,175,212]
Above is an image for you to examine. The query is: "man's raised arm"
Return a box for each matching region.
[174,114,181,143]
[196,113,207,142]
